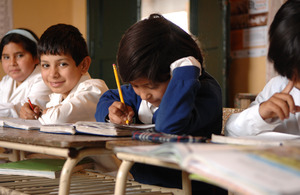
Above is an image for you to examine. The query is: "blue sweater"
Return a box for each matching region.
[95,66,223,192]
[95,66,222,137]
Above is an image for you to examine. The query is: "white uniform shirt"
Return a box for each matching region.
[0,66,51,117]
[225,76,300,137]
[39,73,108,124]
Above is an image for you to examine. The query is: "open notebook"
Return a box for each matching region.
[0,117,42,130]
[40,121,155,137]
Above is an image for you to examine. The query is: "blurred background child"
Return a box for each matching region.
[225,0,300,137]
[0,28,51,118]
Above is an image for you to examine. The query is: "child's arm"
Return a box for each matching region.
[225,77,300,137]
[40,79,108,124]
[155,56,222,137]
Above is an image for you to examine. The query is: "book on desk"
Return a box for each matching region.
[0,117,41,130]
[114,143,300,195]
[0,158,94,179]
[0,117,155,136]
[211,132,300,146]
[40,121,155,136]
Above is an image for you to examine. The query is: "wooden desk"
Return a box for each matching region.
[106,140,191,195]
[0,127,130,195]
[114,151,191,195]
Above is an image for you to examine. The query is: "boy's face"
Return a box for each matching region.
[130,77,170,107]
[1,42,37,85]
[40,53,85,99]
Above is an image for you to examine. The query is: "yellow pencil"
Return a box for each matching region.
[112,64,129,125]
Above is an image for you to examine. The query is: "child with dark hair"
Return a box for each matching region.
[0,28,51,117]
[226,0,300,136]
[20,24,108,124]
[95,14,223,193]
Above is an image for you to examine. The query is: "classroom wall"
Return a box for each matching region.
[228,0,283,107]
[12,0,86,38]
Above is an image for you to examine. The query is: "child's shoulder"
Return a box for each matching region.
[77,77,108,92]
[265,75,289,90]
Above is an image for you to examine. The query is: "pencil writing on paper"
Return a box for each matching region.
[112,64,130,125]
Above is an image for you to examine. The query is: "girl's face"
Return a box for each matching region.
[40,53,87,99]
[1,42,38,86]
[130,77,170,107]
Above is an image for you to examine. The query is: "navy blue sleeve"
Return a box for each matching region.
[95,85,140,122]
[154,66,222,137]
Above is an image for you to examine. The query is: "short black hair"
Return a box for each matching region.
[268,0,300,80]
[38,24,88,66]
[0,28,39,59]
[117,14,203,83]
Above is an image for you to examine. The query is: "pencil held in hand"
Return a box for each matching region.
[27,97,34,111]
[112,64,130,125]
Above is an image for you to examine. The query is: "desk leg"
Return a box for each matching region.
[59,157,79,195]
[115,160,134,195]
[182,171,192,195]
[58,148,111,195]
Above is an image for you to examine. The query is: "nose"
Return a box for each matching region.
[49,66,59,78]
[140,91,151,101]
[10,57,17,66]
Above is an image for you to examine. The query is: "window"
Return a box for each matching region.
[141,0,190,33]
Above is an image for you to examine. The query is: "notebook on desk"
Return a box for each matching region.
[40,121,155,137]
[211,132,300,146]
[0,117,42,130]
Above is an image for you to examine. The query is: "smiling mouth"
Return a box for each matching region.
[9,69,20,73]
[49,81,64,88]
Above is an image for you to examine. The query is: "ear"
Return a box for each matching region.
[33,57,40,66]
[80,56,91,74]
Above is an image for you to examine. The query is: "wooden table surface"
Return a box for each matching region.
[106,139,158,150]
[0,127,131,148]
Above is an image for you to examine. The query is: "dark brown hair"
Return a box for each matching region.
[117,14,203,83]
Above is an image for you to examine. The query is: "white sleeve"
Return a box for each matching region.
[0,103,19,118]
[170,56,202,76]
[225,104,281,136]
[39,79,108,124]
[26,76,51,110]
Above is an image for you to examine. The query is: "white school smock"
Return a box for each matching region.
[39,73,108,124]
[0,66,51,118]
[225,76,300,137]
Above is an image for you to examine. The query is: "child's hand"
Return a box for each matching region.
[108,101,134,125]
[20,103,42,120]
[259,81,300,120]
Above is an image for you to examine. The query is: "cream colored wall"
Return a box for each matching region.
[0,0,87,79]
[12,0,87,38]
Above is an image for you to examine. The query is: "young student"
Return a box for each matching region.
[225,0,300,137]
[20,24,108,124]
[95,14,223,194]
[0,28,51,118]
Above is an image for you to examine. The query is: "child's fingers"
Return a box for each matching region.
[126,106,135,123]
[282,81,294,94]
[109,102,130,124]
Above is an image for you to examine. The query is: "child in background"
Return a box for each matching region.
[0,28,51,117]
[95,14,223,194]
[20,24,108,124]
[225,0,300,137]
